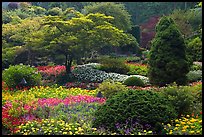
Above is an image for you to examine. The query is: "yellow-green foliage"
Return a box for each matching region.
[96,80,128,98]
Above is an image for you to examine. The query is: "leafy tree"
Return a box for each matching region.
[169,9,194,38]
[83,2,132,32]
[2,17,43,66]
[148,16,189,86]
[29,10,135,74]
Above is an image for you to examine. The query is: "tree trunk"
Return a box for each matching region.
[65,54,72,74]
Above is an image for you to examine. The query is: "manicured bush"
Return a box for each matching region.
[96,80,128,98]
[186,70,202,83]
[2,64,42,89]
[99,57,130,74]
[123,76,145,87]
[93,89,178,134]
[148,16,189,86]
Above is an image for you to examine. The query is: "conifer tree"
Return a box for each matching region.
[148,16,189,86]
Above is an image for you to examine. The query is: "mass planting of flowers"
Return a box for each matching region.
[2,63,202,135]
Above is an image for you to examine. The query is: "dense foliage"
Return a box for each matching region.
[2,64,42,89]
[96,80,128,98]
[148,16,189,86]
[93,90,178,134]
[123,76,145,87]
[83,2,132,31]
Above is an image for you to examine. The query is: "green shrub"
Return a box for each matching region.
[93,90,178,134]
[2,64,42,89]
[186,37,202,62]
[161,83,195,117]
[99,57,130,74]
[148,16,189,86]
[190,63,202,71]
[186,70,202,83]
[123,76,145,87]
[127,64,148,76]
[96,80,128,98]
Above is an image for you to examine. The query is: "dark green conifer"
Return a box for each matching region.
[148,16,189,86]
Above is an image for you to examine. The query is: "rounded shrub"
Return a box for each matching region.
[161,83,196,117]
[123,76,145,87]
[96,80,128,99]
[186,70,202,83]
[92,89,178,134]
[2,64,42,89]
[148,16,189,86]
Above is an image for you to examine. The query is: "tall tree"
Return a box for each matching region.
[148,16,189,86]
[27,10,136,74]
[83,2,132,32]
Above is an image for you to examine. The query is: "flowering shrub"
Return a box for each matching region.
[163,113,202,135]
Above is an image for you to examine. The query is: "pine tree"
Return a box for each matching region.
[148,16,189,86]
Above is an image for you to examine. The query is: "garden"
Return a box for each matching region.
[2,2,202,135]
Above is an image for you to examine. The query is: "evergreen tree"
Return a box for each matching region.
[148,16,189,86]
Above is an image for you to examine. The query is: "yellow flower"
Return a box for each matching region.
[69,131,73,135]
[144,130,147,132]
[147,131,153,134]
[186,115,190,118]
[138,132,141,135]
[174,127,178,130]
[182,129,186,132]
[169,131,173,134]
[63,132,67,134]
[184,126,189,129]
[175,124,180,127]
[199,120,202,123]
[92,128,97,131]
[175,119,179,122]
[196,131,200,134]
[167,124,171,127]
[180,122,185,125]
[190,118,196,122]
[78,127,83,132]
[191,126,195,128]
[189,131,195,134]
[111,133,117,135]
